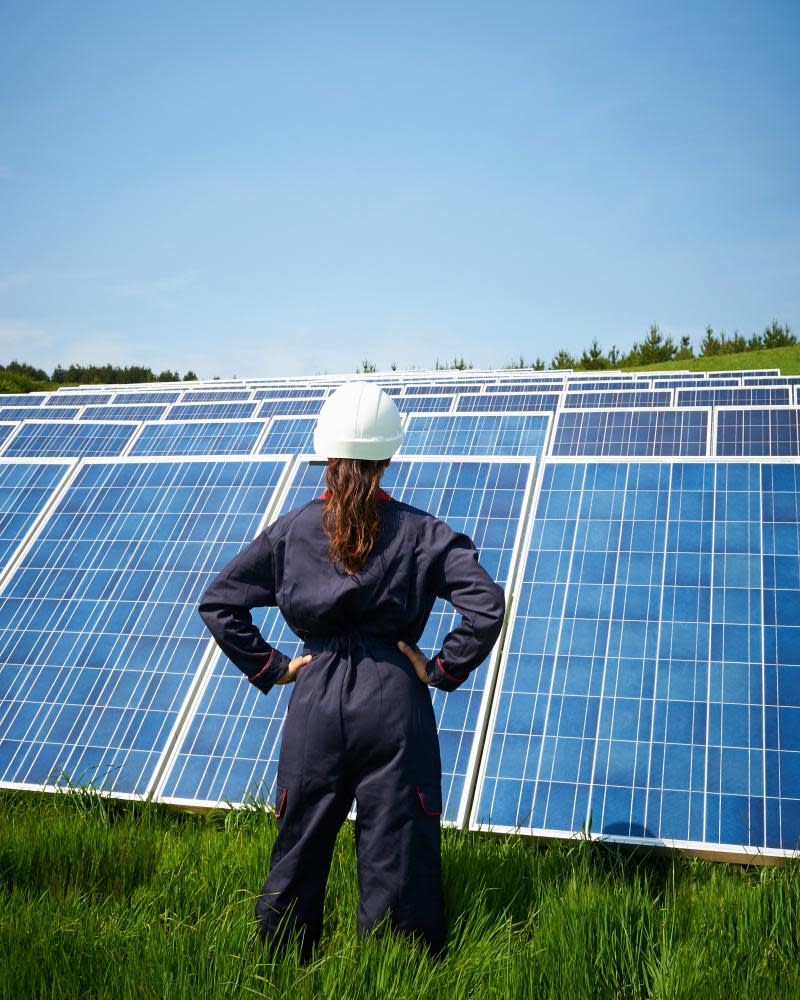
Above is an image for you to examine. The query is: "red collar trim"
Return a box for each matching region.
[319,488,393,501]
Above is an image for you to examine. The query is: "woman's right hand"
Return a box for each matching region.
[275,653,314,684]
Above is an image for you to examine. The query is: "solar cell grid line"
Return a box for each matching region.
[128,419,270,457]
[0,454,294,798]
[676,387,791,408]
[456,392,562,413]
[562,390,674,410]
[470,457,800,860]
[0,459,76,586]
[550,408,711,458]
[2,420,140,459]
[44,393,113,408]
[166,401,259,421]
[111,391,182,405]
[177,389,255,404]
[0,406,82,421]
[257,416,318,455]
[394,395,457,414]
[155,455,536,827]
[714,407,800,457]
[399,412,552,458]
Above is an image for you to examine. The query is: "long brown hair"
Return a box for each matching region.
[322,457,389,575]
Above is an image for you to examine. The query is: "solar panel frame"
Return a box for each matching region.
[0,453,297,802]
[550,407,712,457]
[0,420,141,459]
[713,406,800,457]
[469,455,800,861]
[562,390,675,409]
[154,454,538,829]
[127,418,270,457]
[165,401,260,421]
[399,411,553,458]
[676,387,791,408]
[456,392,562,413]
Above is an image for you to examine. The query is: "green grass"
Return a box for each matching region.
[1,789,798,999]
[619,344,800,375]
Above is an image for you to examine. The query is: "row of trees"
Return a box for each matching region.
[0,361,198,395]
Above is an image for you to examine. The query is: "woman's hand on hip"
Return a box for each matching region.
[275,653,314,685]
[397,641,430,685]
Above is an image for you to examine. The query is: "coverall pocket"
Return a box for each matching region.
[274,784,287,818]
[415,783,442,817]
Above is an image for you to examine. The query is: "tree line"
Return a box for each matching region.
[0,361,199,395]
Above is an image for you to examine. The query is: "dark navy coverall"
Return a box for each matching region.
[198,486,506,960]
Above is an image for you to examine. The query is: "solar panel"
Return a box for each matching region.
[166,402,259,421]
[563,390,673,409]
[180,390,254,403]
[129,420,268,457]
[457,392,561,413]
[111,391,182,405]
[551,409,710,457]
[81,404,168,422]
[656,378,741,390]
[708,369,781,378]
[400,413,551,457]
[2,421,138,459]
[394,395,456,414]
[256,399,325,418]
[404,382,489,395]
[0,395,48,407]
[742,377,800,387]
[472,458,800,859]
[484,381,565,392]
[257,416,317,454]
[676,388,791,408]
[565,381,643,392]
[715,408,800,457]
[253,388,327,401]
[156,456,535,826]
[44,393,112,408]
[0,459,74,573]
[0,423,19,452]
[0,456,291,796]
[0,406,81,421]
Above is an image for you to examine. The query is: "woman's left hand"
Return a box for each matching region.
[397,641,430,685]
[275,653,314,684]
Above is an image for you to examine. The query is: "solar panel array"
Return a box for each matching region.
[0,363,799,861]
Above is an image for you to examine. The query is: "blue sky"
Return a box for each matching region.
[0,1,797,378]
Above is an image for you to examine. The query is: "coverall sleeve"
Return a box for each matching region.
[197,527,293,696]
[423,525,506,692]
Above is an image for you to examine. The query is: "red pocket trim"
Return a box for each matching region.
[415,785,441,816]
[275,786,287,818]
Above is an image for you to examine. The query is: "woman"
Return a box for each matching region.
[198,380,505,963]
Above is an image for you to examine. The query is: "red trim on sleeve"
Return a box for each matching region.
[436,656,461,684]
[249,649,274,683]
[275,786,287,818]
[415,786,441,816]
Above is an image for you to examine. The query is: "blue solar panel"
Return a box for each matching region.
[256,399,325,418]
[180,390,254,403]
[400,413,551,457]
[2,421,138,459]
[708,369,780,378]
[156,457,534,824]
[473,459,800,858]
[81,404,168,422]
[565,381,643,392]
[0,406,81,421]
[0,395,48,407]
[485,381,565,392]
[258,416,317,454]
[676,388,791,408]
[395,395,455,413]
[0,460,73,572]
[551,409,709,457]
[742,377,800,387]
[0,424,19,452]
[166,402,259,421]
[111,391,181,405]
[0,456,290,795]
[404,382,489,395]
[715,409,800,457]
[129,420,267,457]
[657,378,741,390]
[563,390,673,409]
[44,393,111,407]
[253,388,328,401]
[457,392,561,413]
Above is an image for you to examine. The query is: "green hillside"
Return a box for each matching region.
[619,344,800,375]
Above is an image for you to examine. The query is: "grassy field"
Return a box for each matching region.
[1,789,798,999]
[619,344,800,375]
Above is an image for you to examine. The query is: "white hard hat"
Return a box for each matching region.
[313,381,404,460]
